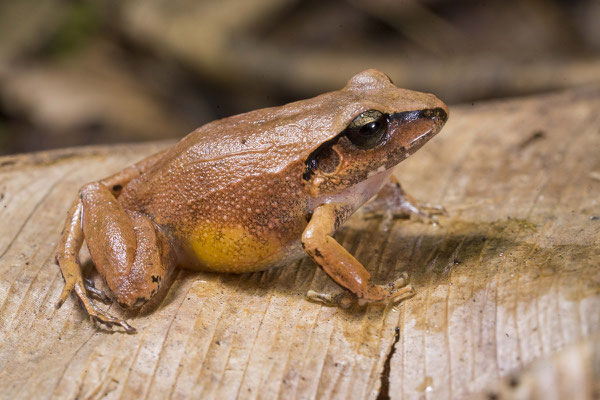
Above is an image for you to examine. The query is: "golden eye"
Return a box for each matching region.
[345,110,387,149]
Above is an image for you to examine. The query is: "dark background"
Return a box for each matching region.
[0,0,599,155]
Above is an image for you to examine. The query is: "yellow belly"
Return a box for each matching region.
[187,224,284,273]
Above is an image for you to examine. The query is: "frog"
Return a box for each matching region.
[54,69,448,333]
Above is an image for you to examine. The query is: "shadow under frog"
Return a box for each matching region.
[78,215,597,335]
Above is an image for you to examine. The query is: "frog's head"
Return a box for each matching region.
[302,69,448,197]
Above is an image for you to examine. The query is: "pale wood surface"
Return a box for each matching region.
[0,87,598,399]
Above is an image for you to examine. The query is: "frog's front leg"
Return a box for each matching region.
[361,175,446,229]
[301,203,413,308]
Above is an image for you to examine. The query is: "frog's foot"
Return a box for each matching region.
[85,305,137,334]
[395,201,447,224]
[306,289,356,308]
[358,272,414,306]
[56,272,136,333]
[361,177,446,228]
[56,274,110,307]
[55,268,77,310]
[307,273,414,308]
[84,278,111,304]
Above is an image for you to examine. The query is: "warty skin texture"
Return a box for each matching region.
[55,69,448,332]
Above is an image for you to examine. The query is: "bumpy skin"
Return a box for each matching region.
[55,69,448,332]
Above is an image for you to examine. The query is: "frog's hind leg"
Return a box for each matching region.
[56,183,176,332]
[55,196,138,332]
[55,150,171,332]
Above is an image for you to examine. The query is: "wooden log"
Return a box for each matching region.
[0,87,598,399]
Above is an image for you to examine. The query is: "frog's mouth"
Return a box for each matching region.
[303,107,447,182]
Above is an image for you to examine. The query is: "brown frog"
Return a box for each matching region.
[55,69,448,332]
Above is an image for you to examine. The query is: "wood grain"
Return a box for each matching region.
[0,87,598,399]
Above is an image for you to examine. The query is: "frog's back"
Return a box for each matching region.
[125,92,351,208]
[167,91,346,179]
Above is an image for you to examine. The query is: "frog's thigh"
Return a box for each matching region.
[81,183,174,308]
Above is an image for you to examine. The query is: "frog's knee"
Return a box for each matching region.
[113,287,154,309]
[79,181,102,196]
[116,296,149,309]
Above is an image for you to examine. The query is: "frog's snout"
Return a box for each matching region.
[422,107,448,125]
[389,106,448,131]
[388,104,448,152]
[411,107,448,144]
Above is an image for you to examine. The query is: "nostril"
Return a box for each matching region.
[419,108,447,122]
[432,108,448,123]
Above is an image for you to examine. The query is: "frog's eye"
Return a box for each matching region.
[344,110,388,150]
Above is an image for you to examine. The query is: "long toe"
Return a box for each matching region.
[55,277,76,308]
[84,279,112,304]
[394,272,409,288]
[390,285,414,303]
[91,311,137,334]
[306,290,355,308]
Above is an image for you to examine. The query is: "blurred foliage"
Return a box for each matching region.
[41,1,101,59]
[0,0,599,155]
